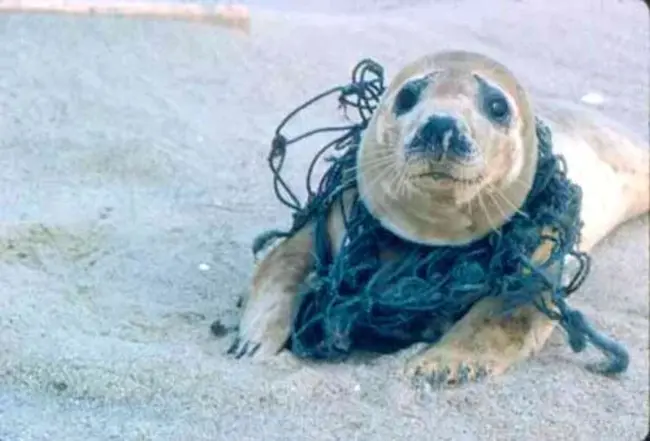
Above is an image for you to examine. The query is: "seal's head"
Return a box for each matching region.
[357,50,538,246]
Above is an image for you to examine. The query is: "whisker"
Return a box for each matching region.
[478,192,501,235]
[347,162,394,179]
[362,160,398,197]
[338,154,397,188]
[484,189,509,223]
[488,183,529,218]
[347,154,396,176]
[334,157,393,185]
[507,177,534,190]
[398,167,411,199]
[459,168,474,217]
[390,163,405,198]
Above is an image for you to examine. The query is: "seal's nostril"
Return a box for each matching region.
[407,115,473,160]
[421,115,457,145]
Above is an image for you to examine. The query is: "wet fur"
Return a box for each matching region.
[228,51,649,386]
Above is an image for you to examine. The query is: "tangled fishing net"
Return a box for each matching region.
[252,59,628,375]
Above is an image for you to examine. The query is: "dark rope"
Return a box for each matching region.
[253,58,629,376]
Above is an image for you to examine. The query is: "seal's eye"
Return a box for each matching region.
[474,74,511,125]
[393,79,426,117]
[486,95,510,121]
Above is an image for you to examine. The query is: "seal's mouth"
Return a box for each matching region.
[415,170,484,185]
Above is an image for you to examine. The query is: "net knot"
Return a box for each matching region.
[269,134,287,161]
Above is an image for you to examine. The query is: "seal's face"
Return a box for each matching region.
[357,50,538,246]
[376,68,525,200]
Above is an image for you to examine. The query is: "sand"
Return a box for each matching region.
[0,1,648,440]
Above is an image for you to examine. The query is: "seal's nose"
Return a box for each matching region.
[406,114,474,160]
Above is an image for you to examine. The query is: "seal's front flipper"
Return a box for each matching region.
[227,226,314,360]
[402,296,556,387]
[403,228,566,387]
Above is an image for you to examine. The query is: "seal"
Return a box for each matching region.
[228,50,649,386]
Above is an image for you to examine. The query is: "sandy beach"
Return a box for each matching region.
[0,1,648,440]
